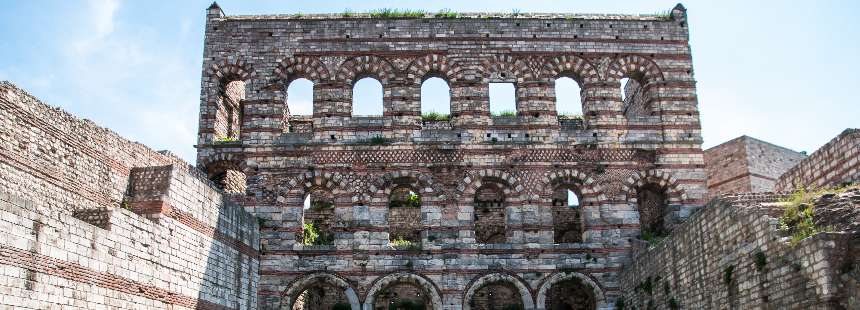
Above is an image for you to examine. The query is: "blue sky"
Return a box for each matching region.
[1,1,858,162]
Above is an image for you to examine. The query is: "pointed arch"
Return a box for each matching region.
[206,58,256,85]
[462,272,535,310]
[281,272,361,310]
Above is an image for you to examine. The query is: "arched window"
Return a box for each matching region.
[216,80,245,141]
[470,282,524,310]
[489,83,516,117]
[292,283,351,310]
[352,77,383,116]
[302,188,335,245]
[544,278,596,310]
[389,185,422,245]
[474,181,507,244]
[555,77,583,118]
[637,183,669,239]
[620,75,647,117]
[552,185,583,243]
[619,77,631,101]
[287,78,314,116]
[421,77,451,119]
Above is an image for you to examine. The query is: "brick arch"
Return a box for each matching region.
[279,171,348,207]
[462,272,535,310]
[458,169,526,204]
[362,272,444,310]
[281,271,361,310]
[541,169,606,204]
[335,55,396,85]
[198,152,246,173]
[405,54,464,85]
[370,170,444,202]
[206,58,256,85]
[534,272,606,309]
[541,55,600,84]
[606,55,664,84]
[621,170,686,204]
[480,54,535,83]
[274,56,331,84]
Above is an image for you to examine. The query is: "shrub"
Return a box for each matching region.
[214,136,239,143]
[341,9,354,17]
[370,8,426,19]
[723,265,735,286]
[754,251,767,271]
[421,111,450,121]
[369,135,389,145]
[434,9,458,18]
[333,303,351,310]
[641,229,667,247]
[778,186,853,246]
[389,192,421,208]
[615,296,625,310]
[493,110,517,117]
[391,236,421,251]
[303,221,334,245]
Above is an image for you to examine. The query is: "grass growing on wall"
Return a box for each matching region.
[370,8,427,18]
[391,236,422,251]
[778,185,856,246]
[493,110,517,117]
[421,111,450,121]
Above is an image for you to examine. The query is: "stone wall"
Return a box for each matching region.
[0,81,260,309]
[618,189,860,309]
[776,128,860,191]
[705,136,804,199]
[197,3,705,309]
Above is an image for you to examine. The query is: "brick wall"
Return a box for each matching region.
[618,190,860,309]
[0,81,260,309]
[776,128,860,191]
[705,136,805,199]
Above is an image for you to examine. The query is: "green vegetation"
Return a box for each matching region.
[302,221,334,245]
[389,192,421,208]
[615,296,625,310]
[333,303,351,310]
[493,110,517,117]
[388,299,425,310]
[434,9,458,19]
[370,8,427,19]
[369,135,390,145]
[637,277,653,295]
[558,113,584,120]
[654,10,673,21]
[341,9,354,17]
[214,136,239,143]
[723,265,735,286]
[778,185,855,246]
[391,236,422,251]
[753,251,767,272]
[641,229,667,247]
[421,111,450,121]
[668,297,679,310]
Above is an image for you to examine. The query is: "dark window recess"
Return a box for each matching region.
[330,135,336,140]
[525,134,530,138]
[346,34,350,38]
[546,23,551,27]
[615,36,620,39]
[486,133,491,138]
[507,133,512,138]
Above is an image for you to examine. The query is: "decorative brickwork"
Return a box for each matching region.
[195,3,705,310]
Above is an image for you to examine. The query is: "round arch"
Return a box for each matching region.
[280,272,361,310]
[275,56,331,85]
[406,54,463,85]
[362,272,444,310]
[606,55,664,85]
[458,169,527,205]
[336,55,396,86]
[534,272,606,310]
[462,272,535,310]
[621,170,686,205]
[541,55,600,85]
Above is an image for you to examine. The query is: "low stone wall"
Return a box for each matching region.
[776,128,859,191]
[618,190,860,309]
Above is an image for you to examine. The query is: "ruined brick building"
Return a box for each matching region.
[193,3,703,310]
[1,2,856,310]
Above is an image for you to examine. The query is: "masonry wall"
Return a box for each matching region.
[776,128,860,191]
[195,4,707,310]
[0,82,260,309]
[618,190,860,309]
[704,136,804,199]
